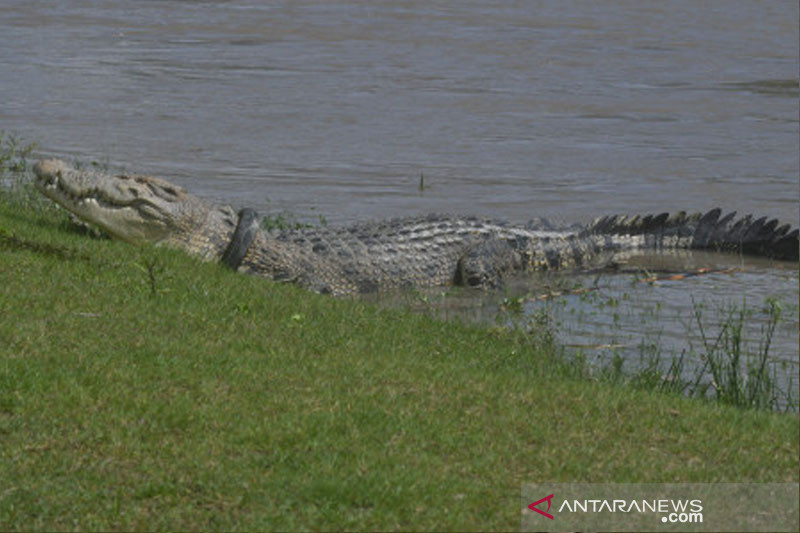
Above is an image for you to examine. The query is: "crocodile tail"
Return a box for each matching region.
[585,208,799,261]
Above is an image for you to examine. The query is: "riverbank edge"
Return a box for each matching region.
[0,180,797,529]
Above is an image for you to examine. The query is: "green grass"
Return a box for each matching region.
[0,147,798,530]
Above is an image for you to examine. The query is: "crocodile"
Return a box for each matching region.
[33,158,798,296]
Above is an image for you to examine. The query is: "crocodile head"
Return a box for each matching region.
[34,159,198,244]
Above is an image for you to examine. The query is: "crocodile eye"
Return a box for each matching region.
[162,186,178,197]
[127,187,139,197]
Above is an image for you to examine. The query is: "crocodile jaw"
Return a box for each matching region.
[34,159,177,244]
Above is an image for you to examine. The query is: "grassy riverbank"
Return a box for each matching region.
[1,153,798,530]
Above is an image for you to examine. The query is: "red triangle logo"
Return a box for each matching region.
[528,494,555,520]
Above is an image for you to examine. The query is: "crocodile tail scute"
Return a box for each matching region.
[586,208,798,261]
